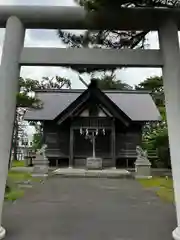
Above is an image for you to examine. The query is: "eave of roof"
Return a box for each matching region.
[54,86,131,126]
[24,87,161,122]
[34,89,151,94]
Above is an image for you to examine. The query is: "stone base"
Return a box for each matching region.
[32,159,48,165]
[86,157,102,170]
[32,165,49,177]
[0,226,6,239]
[135,164,151,179]
[135,175,152,179]
[173,227,180,240]
[32,173,48,178]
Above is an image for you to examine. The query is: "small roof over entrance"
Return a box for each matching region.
[24,80,161,122]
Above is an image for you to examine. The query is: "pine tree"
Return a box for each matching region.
[58,0,180,74]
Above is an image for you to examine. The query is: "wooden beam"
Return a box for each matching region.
[111,120,116,168]
[72,126,113,130]
[69,126,74,168]
[0,6,180,30]
[20,48,163,68]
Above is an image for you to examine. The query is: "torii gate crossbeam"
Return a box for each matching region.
[0,6,179,240]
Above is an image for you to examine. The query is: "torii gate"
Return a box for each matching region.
[0,5,179,239]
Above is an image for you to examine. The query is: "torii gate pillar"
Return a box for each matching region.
[159,19,180,240]
[0,16,25,239]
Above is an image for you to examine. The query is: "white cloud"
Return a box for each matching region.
[118,68,162,87]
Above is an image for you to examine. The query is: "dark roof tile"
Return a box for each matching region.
[24,90,161,121]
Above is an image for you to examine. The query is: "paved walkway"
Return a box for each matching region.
[2,177,176,240]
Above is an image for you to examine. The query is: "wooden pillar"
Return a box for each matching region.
[111,120,116,168]
[126,158,129,169]
[69,127,74,168]
[56,159,58,168]
[41,121,45,144]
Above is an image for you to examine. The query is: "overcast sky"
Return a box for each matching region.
[0,0,163,89]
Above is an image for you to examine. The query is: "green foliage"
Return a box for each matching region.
[17,77,41,108]
[144,126,170,168]
[32,132,42,151]
[11,77,42,162]
[135,76,163,92]
[137,76,170,168]
[5,170,43,201]
[17,76,71,108]
[58,1,180,74]
[5,189,24,201]
[135,76,164,107]
[5,171,30,201]
[17,92,39,108]
[11,75,71,163]
[95,74,133,90]
[8,171,32,181]
[159,106,166,120]
[39,76,71,89]
[12,160,25,167]
[76,0,180,10]
[142,116,170,168]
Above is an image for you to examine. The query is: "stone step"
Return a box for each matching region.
[52,168,133,179]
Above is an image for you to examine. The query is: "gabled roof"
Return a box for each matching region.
[24,84,161,122]
[54,82,131,126]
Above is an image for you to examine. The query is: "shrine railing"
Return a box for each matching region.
[117,149,157,159]
[45,148,158,159]
[25,148,158,159]
[45,149,68,158]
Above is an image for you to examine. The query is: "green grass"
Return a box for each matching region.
[5,170,42,202]
[138,177,174,203]
[8,171,32,182]
[5,189,24,201]
[11,160,25,167]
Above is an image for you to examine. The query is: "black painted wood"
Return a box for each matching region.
[43,112,143,168]
[111,120,116,168]
[69,126,73,167]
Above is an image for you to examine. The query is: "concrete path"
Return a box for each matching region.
[2,177,176,240]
